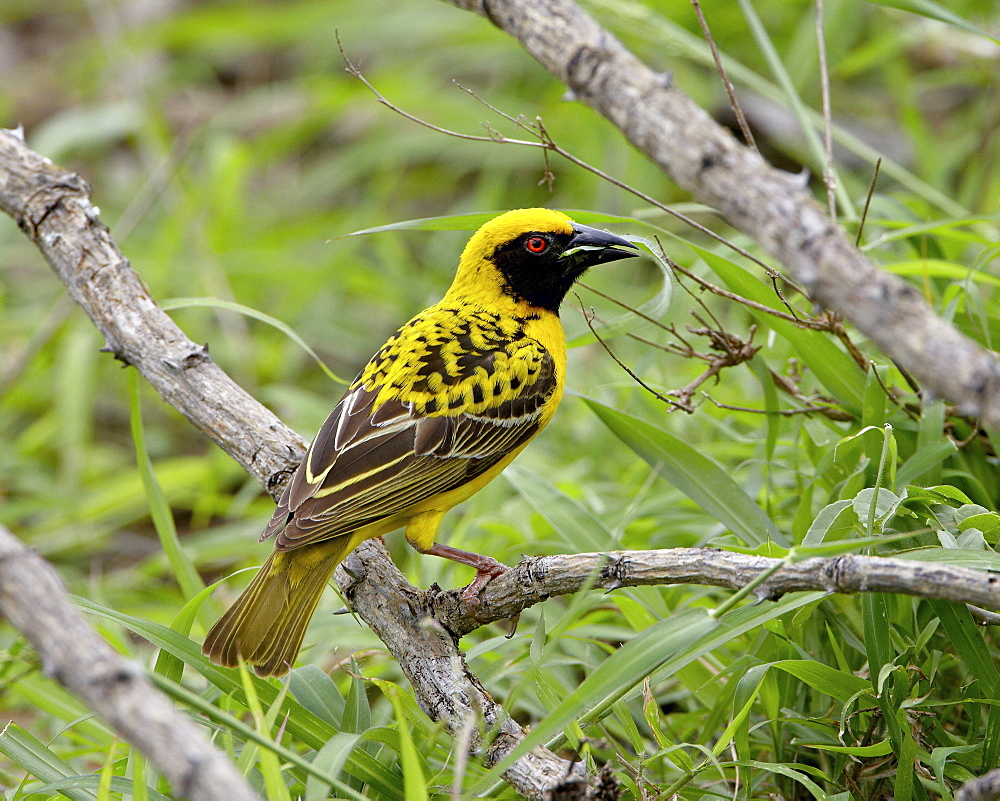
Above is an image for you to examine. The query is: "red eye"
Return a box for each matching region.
[524,236,548,254]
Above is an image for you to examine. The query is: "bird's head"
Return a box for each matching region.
[447,208,638,313]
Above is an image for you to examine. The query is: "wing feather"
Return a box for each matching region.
[264,327,557,552]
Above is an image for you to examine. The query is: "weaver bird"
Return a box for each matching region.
[203,208,638,676]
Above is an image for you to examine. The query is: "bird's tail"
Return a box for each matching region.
[202,538,353,676]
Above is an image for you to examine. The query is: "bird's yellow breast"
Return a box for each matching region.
[358,299,566,424]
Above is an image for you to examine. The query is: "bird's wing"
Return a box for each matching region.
[262,332,557,550]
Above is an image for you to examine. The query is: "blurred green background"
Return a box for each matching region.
[1,0,999,799]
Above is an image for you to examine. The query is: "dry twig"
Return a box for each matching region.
[691,0,757,153]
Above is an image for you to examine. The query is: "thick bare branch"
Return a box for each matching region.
[0,522,261,801]
[0,128,303,491]
[439,0,1000,427]
[957,767,1000,801]
[421,549,1000,636]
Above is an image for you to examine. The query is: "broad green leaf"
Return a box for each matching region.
[749,353,780,460]
[737,759,829,800]
[129,750,149,801]
[305,733,362,801]
[733,664,769,762]
[714,682,760,757]
[883,259,1000,289]
[613,700,646,755]
[154,577,229,683]
[342,659,371,735]
[803,500,855,545]
[31,776,169,801]
[893,548,1000,571]
[379,682,430,801]
[862,591,893,692]
[906,485,975,506]
[958,512,1000,537]
[930,744,980,799]
[793,530,924,558]
[290,665,347,729]
[587,400,785,546]
[793,739,893,757]
[369,678,436,740]
[851,487,903,532]
[771,660,872,704]
[893,707,918,801]
[896,439,958,488]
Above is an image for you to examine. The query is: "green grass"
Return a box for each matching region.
[1,0,999,798]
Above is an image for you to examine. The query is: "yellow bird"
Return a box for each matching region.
[203,208,638,676]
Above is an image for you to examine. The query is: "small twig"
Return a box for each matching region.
[338,37,545,151]
[577,280,676,334]
[668,260,832,331]
[575,293,687,411]
[819,312,870,372]
[703,394,840,417]
[452,78,790,282]
[868,360,920,422]
[856,158,882,247]
[767,367,854,421]
[815,0,837,220]
[691,0,757,153]
[967,605,1000,627]
[623,329,710,361]
[668,325,760,409]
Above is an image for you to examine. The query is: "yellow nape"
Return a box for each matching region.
[446,208,573,302]
[462,208,573,259]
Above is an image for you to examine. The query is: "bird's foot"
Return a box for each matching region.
[459,559,510,608]
[418,542,509,610]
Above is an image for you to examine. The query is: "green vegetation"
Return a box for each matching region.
[1,0,999,798]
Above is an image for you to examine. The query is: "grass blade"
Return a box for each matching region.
[587,400,785,546]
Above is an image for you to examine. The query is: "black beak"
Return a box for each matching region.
[562,223,639,269]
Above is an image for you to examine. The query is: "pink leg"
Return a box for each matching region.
[418,542,509,605]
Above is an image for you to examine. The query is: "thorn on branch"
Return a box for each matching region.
[182,343,212,368]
